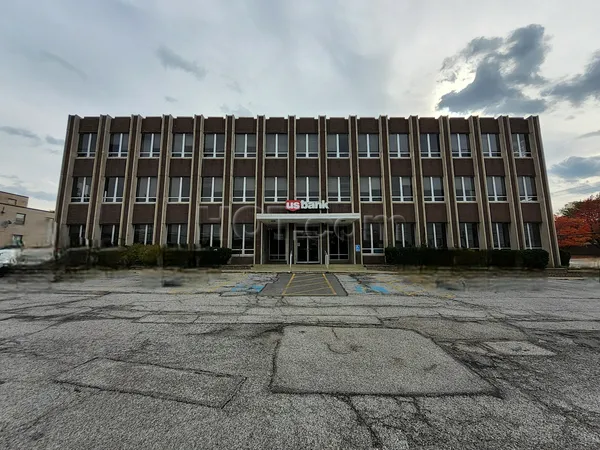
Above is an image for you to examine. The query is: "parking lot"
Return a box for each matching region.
[1,269,600,449]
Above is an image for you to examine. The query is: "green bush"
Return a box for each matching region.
[559,249,571,267]
[521,249,549,269]
[384,246,550,269]
[163,247,195,267]
[120,244,161,267]
[59,248,91,267]
[96,248,128,268]
[195,247,233,266]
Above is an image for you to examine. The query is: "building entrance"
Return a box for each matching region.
[295,226,320,264]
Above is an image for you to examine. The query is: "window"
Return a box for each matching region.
[166,224,188,247]
[168,177,191,202]
[482,134,501,157]
[199,224,221,248]
[172,133,193,158]
[518,176,537,201]
[455,176,476,202]
[328,177,351,202]
[423,177,444,202]
[77,133,97,157]
[328,225,349,260]
[232,223,254,255]
[108,133,129,157]
[492,222,511,249]
[68,225,86,248]
[420,133,440,157]
[358,133,379,158]
[103,177,124,203]
[265,177,287,202]
[296,133,318,158]
[14,213,26,225]
[12,235,23,246]
[296,176,319,201]
[524,223,542,249]
[360,177,382,202]
[71,177,91,203]
[7,198,17,205]
[100,224,119,247]
[204,133,225,158]
[136,177,157,203]
[391,177,413,202]
[266,134,288,157]
[487,176,507,201]
[363,223,383,254]
[459,223,479,249]
[327,134,349,158]
[201,177,223,202]
[235,133,256,158]
[139,133,160,158]
[426,222,447,248]
[389,133,410,158]
[512,133,531,157]
[395,222,415,248]
[233,177,255,203]
[451,133,471,157]
[133,224,153,245]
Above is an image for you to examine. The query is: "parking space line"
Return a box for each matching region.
[281,273,297,296]
[322,273,337,295]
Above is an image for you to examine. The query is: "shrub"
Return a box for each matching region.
[520,249,550,269]
[120,244,161,267]
[453,249,487,267]
[59,248,91,267]
[96,248,128,268]
[196,247,233,266]
[163,247,195,267]
[559,249,571,267]
[487,250,519,267]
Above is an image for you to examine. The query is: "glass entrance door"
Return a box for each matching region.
[328,225,349,261]
[295,226,320,263]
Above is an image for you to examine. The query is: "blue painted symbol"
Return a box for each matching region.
[355,244,361,252]
[371,285,389,294]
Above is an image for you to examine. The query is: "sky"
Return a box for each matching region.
[0,0,599,212]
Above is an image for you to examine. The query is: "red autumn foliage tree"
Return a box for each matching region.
[555,216,592,247]
[558,193,600,248]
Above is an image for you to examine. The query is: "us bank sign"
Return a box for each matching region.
[285,199,329,211]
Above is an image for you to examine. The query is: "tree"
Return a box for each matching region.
[558,193,600,248]
[555,216,592,247]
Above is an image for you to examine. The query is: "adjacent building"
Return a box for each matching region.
[54,115,561,266]
[0,191,54,248]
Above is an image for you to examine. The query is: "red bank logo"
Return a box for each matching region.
[285,200,301,212]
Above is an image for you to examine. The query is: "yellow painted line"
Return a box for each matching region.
[322,273,337,295]
[281,273,296,296]
[282,285,333,295]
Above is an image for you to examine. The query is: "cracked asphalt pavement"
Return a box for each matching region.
[1,269,600,449]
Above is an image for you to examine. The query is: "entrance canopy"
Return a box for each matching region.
[256,213,360,225]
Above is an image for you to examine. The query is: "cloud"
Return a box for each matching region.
[0,125,41,143]
[39,50,87,80]
[220,104,253,116]
[0,173,57,203]
[226,80,243,94]
[552,180,600,197]
[164,96,178,103]
[155,46,207,81]
[551,155,600,180]
[437,24,550,115]
[543,51,600,106]
[45,135,64,146]
[577,130,600,139]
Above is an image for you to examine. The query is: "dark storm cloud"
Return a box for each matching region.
[543,51,600,106]
[39,50,87,80]
[551,155,600,180]
[438,24,550,114]
[577,130,600,139]
[0,126,41,142]
[155,46,207,81]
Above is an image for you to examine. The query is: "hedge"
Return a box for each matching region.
[559,249,571,267]
[58,245,232,269]
[384,247,550,269]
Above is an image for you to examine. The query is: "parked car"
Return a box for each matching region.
[0,245,22,275]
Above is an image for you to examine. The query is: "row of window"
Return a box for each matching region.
[68,222,542,255]
[77,132,533,159]
[71,175,538,204]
